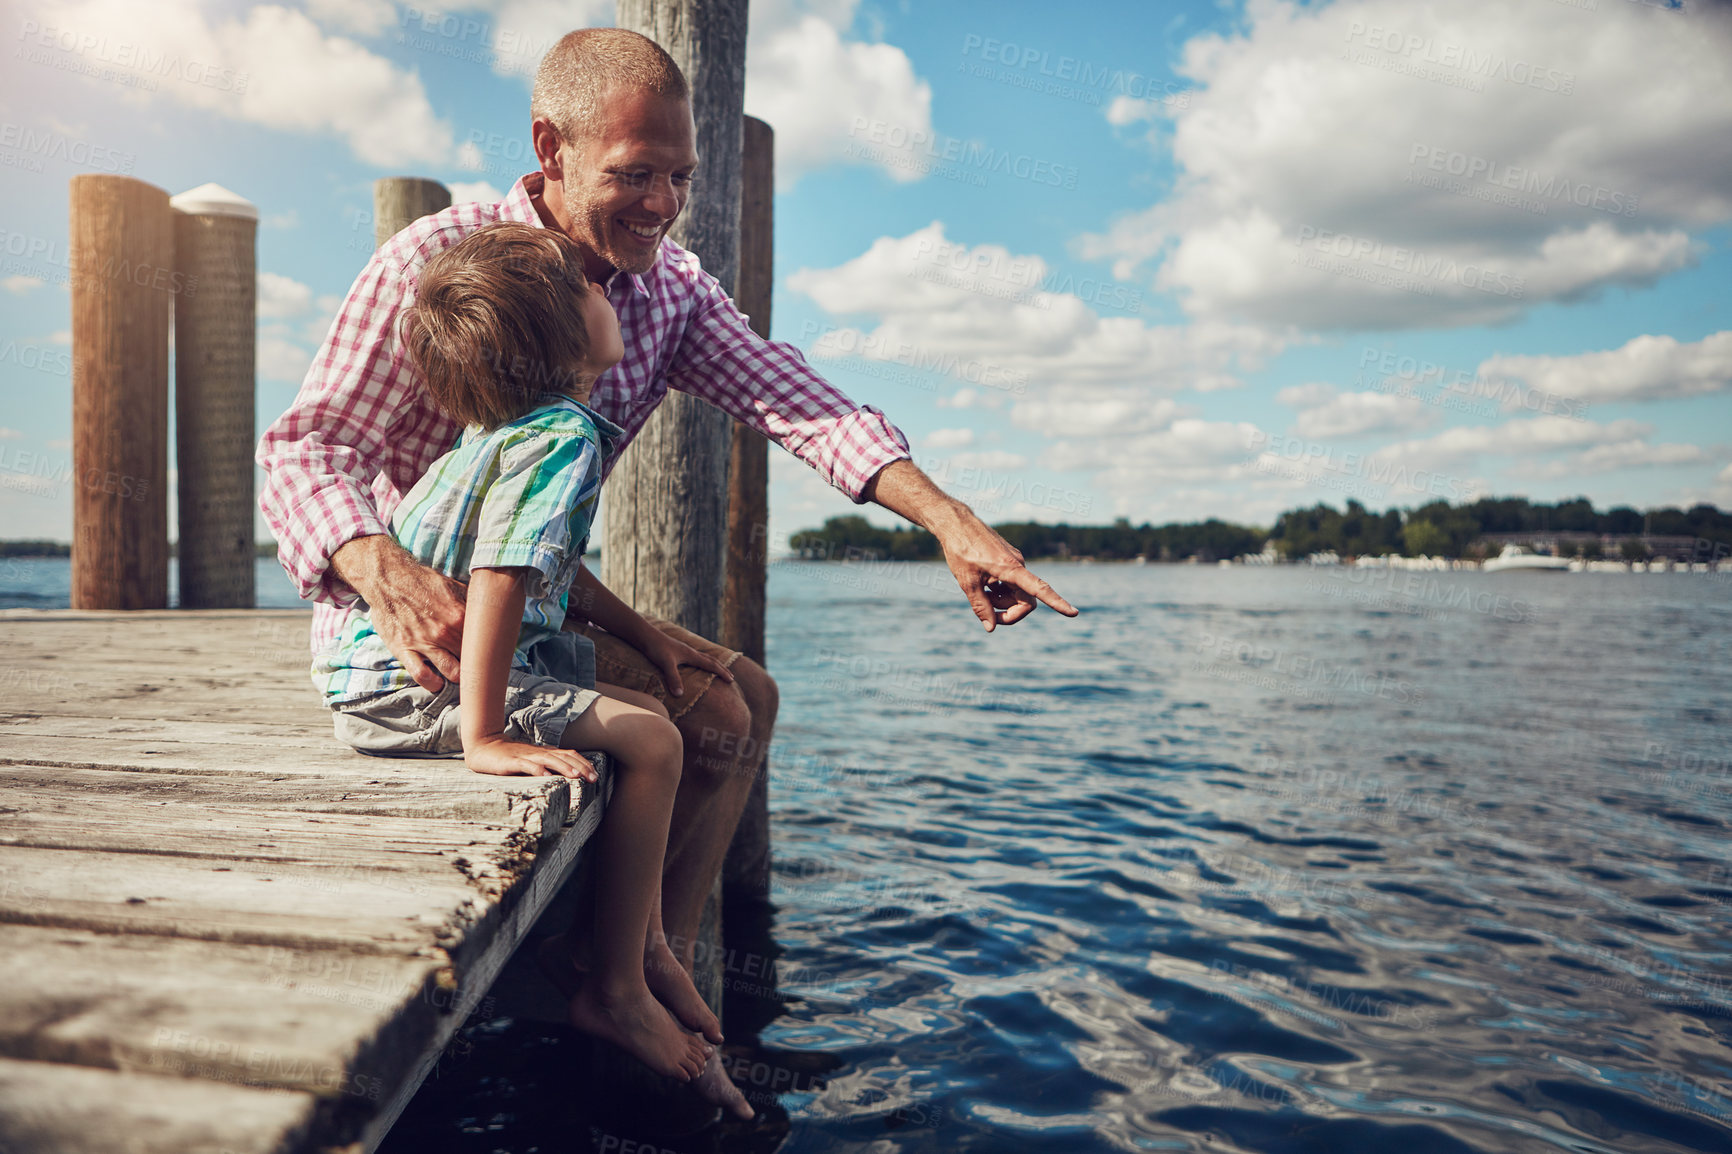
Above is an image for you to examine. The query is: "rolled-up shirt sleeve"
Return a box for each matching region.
[663,272,911,502]
[255,255,417,608]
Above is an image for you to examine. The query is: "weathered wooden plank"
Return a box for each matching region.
[0,843,477,953]
[0,609,613,1151]
[0,785,514,865]
[0,761,579,825]
[0,925,437,1097]
[0,1056,316,1154]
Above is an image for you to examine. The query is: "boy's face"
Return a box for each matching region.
[569,275,624,401]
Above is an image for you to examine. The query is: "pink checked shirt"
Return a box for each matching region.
[258,173,911,652]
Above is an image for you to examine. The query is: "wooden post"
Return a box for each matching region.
[70,175,172,610]
[171,184,257,609]
[609,0,748,1020]
[721,115,772,906]
[372,177,451,249]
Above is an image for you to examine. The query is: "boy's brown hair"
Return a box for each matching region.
[399,221,593,429]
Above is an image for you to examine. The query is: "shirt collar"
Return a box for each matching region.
[504,173,651,300]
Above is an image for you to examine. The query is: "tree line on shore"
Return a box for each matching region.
[788,497,1732,563]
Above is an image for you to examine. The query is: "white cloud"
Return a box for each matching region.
[1369,416,1661,477]
[3,276,44,295]
[923,428,975,449]
[305,0,397,37]
[0,428,23,440]
[44,0,457,166]
[1079,0,1732,330]
[258,334,314,385]
[257,271,313,320]
[1479,331,1732,405]
[1278,383,1437,439]
[255,273,340,382]
[789,223,1284,441]
[449,180,506,205]
[1521,440,1705,479]
[48,331,70,345]
[745,1,934,188]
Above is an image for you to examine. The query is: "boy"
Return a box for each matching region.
[312,222,730,1092]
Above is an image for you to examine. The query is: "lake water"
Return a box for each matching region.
[6,558,1729,1151]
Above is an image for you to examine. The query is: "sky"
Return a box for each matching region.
[1,0,1729,552]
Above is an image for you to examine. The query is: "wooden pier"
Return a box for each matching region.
[0,608,604,1153]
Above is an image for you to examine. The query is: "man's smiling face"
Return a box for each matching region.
[539,86,699,281]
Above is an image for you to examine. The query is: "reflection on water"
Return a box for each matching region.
[13,558,1727,1150]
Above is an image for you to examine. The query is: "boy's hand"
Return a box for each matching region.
[464,737,597,782]
[638,629,735,698]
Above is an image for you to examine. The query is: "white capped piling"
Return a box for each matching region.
[171,183,258,608]
[70,174,172,610]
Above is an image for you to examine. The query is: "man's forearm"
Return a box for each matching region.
[329,533,412,603]
[564,564,659,648]
[861,459,970,537]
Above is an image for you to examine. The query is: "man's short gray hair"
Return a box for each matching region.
[531,28,690,146]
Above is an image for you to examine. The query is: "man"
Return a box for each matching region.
[257,25,1075,1026]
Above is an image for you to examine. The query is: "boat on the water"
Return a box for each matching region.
[1482,544,1571,573]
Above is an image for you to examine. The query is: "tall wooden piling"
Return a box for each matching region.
[603,0,746,649]
[609,0,747,1017]
[721,114,773,906]
[372,178,451,248]
[70,175,172,610]
[171,184,258,609]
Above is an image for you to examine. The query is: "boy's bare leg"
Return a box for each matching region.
[555,694,710,1082]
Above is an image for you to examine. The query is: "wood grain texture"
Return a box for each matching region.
[0,610,608,1152]
[602,0,748,643]
[721,114,773,905]
[0,1057,316,1154]
[173,209,257,608]
[69,175,172,610]
[371,178,450,250]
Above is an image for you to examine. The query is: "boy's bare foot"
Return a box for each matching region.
[644,937,724,1044]
[692,1048,754,1120]
[566,981,712,1082]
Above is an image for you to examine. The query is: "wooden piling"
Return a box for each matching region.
[372,178,451,249]
[721,115,773,906]
[608,0,748,1017]
[70,175,172,610]
[171,184,258,609]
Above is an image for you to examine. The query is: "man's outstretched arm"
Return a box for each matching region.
[862,460,1079,632]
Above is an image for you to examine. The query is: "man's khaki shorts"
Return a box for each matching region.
[565,614,742,722]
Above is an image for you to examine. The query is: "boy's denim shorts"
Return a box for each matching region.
[331,631,600,759]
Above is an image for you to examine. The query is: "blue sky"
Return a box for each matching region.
[2,0,1728,549]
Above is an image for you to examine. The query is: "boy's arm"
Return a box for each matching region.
[565,563,734,697]
[461,567,596,780]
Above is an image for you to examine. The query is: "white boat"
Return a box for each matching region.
[1482,544,1571,573]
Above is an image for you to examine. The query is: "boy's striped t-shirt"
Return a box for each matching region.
[313,395,623,704]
